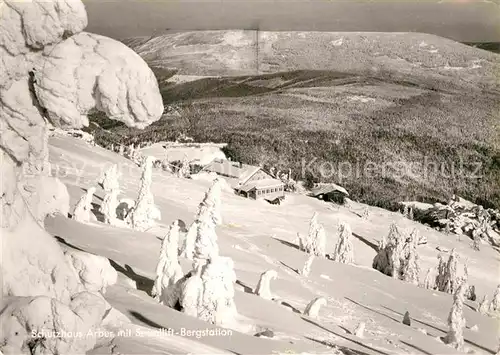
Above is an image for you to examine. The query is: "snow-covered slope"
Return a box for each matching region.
[44,134,499,354]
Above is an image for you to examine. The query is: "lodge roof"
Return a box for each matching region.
[237,178,284,192]
[310,183,349,196]
[203,159,260,183]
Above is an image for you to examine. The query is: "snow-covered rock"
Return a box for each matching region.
[0,0,163,353]
[34,32,163,129]
[0,291,106,355]
[62,246,118,294]
[21,175,70,223]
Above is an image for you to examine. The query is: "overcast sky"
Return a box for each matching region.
[83,0,500,43]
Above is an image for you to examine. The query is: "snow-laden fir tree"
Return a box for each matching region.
[372,223,405,278]
[300,212,326,257]
[118,144,125,156]
[193,206,220,262]
[100,188,120,225]
[472,233,481,251]
[192,179,224,262]
[303,297,326,318]
[180,221,198,259]
[129,156,161,231]
[435,249,459,294]
[196,178,223,226]
[401,231,420,285]
[179,256,237,326]
[255,270,278,300]
[301,254,315,277]
[72,187,96,223]
[98,164,120,192]
[177,154,191,178]
[423,267,436,290]
[444,280,467,350]
[478,295,489,315]
[151,220,184,307]
[331,221,354,264]
[490,285,500,313]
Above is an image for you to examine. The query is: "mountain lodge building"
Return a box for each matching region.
[203,159,285,200]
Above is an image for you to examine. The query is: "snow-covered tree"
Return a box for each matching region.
[100,188,120,225]
[129,156,161,231]
[118,145,125,156]
[354,322,366,338]
[193,206,220,262]
[472,234,481,251]
[180,221,198,260]
[72,187,96,223]
[303,297,326,318]
[98,164,120,192]
[177,154,191,178]
[478,295,489,315]
[255,270,278,300]
[372,223,405,278]
[423,267,436,290]
[301,254,315,277]
[435,249,459,294]
[191,179,224,263]
[196,178,223,226]
[401,232,420,285]
[179,256,237,326]
[444,281,467,350]
[300,212,326,257]
[151,220,184,307]
[331,221,354,264]
[490,285,500,313]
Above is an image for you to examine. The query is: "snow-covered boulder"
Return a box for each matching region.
[34,32,163,129]
[62,246,118,294]
[0,292,107,355]
[0,0,163,353]
[21,175,70,223]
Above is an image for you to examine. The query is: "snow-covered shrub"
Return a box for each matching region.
[301,254,315,277]
[62,246,118,294]
[303,297,326,318]
[435,249,459,294]
[179,256,237,326]
[117,198,135,220]
[300,212,326,257]
[372,223,405,278]
[401,232,420,285]
[72,187,96,223]
[354,322,366,338]
[98,164,120,192]
[490,285,500,313]
[152,220,184,307]
[129,156,161,231]
[331,221,354,264]
[255,270,278,300]
[444,281,467,350]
